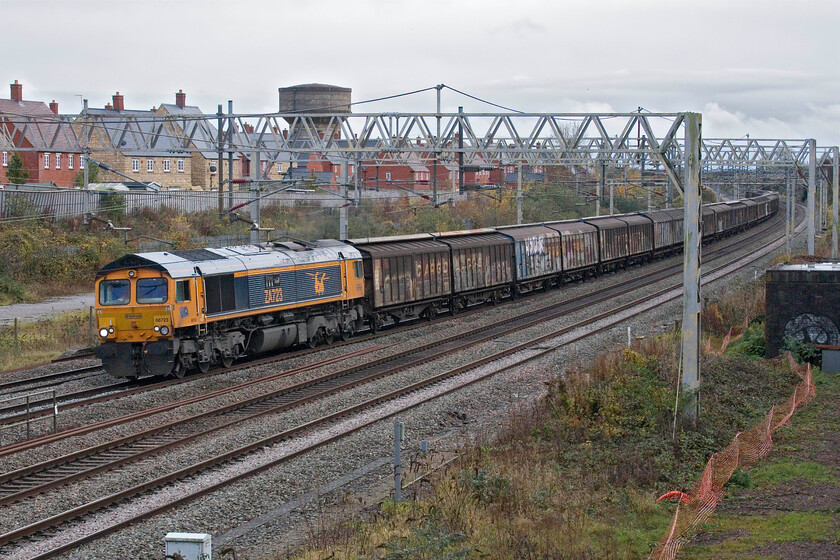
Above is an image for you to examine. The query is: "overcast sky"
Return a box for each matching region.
[1,0,838,146]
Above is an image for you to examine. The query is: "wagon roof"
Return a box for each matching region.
[349,237,449,258]
[494,224,561,241]
[616,214,653,226]
[543,220,597,235]
[640,209,682,223]
[433,231,511,248]
[581,216,628,229]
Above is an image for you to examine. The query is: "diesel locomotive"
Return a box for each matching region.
[94,193,778,378]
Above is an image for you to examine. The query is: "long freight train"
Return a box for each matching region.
[94,193,778,378]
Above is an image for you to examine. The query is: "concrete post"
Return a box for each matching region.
[596,162,604,217]
[217,104,224,213]
[517,163,523,225]
[681,112,702,424]
[340,160,349,240]
[250,150,260,245]
[833,146,839,259]
[786,167,792,255]
[808,139,816,255]
[227,100,234,211]
[393,421,404,503]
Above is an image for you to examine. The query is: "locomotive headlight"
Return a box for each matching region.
[99,328,109,338]
[159,326,170,335]
[153,326,160,332]
[108,327,114,333]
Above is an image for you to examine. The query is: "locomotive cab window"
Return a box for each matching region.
[354,260,363,279]
[175,279,191,303]
[136,278,168,304]
[99,279,130,306]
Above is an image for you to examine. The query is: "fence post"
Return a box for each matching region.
[394,421,404,503]
[89,306,94,346]
[14,317,19,350]
[25,394,31,439]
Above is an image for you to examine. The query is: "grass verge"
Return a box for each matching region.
[0,311,93,372]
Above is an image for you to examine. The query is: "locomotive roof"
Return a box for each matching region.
[97,241,361,278]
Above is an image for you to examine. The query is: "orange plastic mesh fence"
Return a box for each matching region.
[704,315,750,356]
[648,353,815,560]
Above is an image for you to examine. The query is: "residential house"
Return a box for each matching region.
[76,92,193,189]
[155,90,251,189]
[0,80,82,187]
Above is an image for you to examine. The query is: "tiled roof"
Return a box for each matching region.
[0,98,79,151]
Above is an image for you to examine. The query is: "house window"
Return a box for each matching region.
[385,172,391,181]
[147,159,154,172]
[44,153,50,169]
[177,159,184,172]
[80,156,85,169]
[2,152,7,167]
[68,154,74,169]
[56,153,61,169]
[132,158,139,172]
[164,159,171,172]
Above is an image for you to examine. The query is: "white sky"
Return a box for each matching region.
[1,0,838,145]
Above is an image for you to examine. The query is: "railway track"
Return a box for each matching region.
[0,209,799,558]
[0,206,786,426]
[0,208,787,452]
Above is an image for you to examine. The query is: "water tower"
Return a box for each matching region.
[278,83,352,140]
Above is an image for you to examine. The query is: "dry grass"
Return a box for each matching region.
[0,311,93,372]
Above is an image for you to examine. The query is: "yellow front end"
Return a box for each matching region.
[94,269,176,378]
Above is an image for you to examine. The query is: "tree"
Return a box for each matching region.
[73,160,99,187]
[6,153,28,184]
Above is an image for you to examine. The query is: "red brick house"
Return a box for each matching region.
[0,80,81,187]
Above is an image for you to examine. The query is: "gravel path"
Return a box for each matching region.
[0,293,94,325]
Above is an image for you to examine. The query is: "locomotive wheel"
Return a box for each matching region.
[341,325,353,341]
[325,332,335,345]
[198,360,211,374]
[172,357,186,379]
[308,328,324,349]
[222,355,234,368]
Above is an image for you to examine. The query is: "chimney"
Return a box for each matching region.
[105,103,113,110]
[282,129,288,139]
[112,92,124,111]
[175,89,186,108]
[244,123,254,133]
[49,100,59,114]
[272,126,279,134]
[10,80,22,101]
